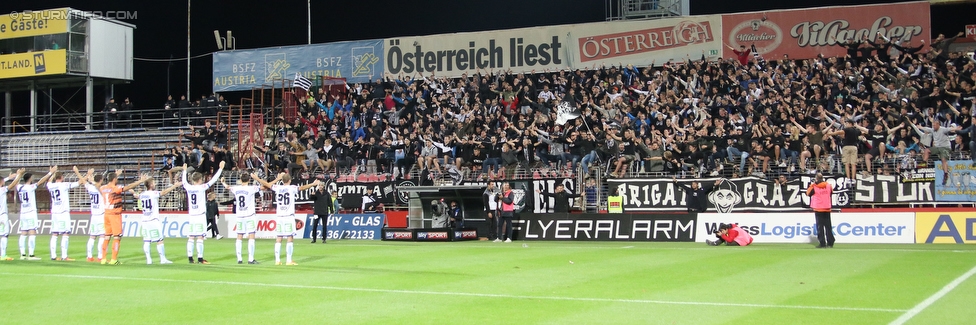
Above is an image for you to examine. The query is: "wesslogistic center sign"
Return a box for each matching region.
[212,39,384,92]
[696,213,916,244]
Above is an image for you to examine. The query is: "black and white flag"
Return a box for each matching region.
[554,100,580,125]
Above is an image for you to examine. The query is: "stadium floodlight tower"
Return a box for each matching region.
[0,8,135,132]
[605,0,689,21]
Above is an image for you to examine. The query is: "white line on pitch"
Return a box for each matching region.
[888,263,976,325]
[0,272,905,313]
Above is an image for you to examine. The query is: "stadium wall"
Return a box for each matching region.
[3,210,974,244]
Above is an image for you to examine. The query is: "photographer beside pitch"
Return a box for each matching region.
[706,223,753,246]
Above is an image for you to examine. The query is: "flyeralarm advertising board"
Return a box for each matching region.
[722,1,930,60]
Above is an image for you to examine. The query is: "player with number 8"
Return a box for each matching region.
[221,172,273,265]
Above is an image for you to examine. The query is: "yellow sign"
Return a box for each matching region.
[916,212,976,244]
[0,49,67,79]
[607,196,623,214]
[0,8,69,40]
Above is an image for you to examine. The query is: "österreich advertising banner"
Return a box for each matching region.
[571,15,724,67]
[212,39,384,92]
[607,175,853,213]
[696,213,916,244]
[384,26,570,77]
[514,213,696,242]
[722,1,930,60]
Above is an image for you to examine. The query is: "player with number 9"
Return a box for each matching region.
[181,162,224,264]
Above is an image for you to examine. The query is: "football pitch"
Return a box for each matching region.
[1,239,974,325]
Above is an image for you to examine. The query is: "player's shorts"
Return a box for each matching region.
[51,212,72,235]
[235,215,257,235]
[141,219,164,242]
[276,215,296,237]
[89,215,105,236]
[104,213,123,236]
[187,214,207,237]
[19,211,38,232]
[0,218,10,236]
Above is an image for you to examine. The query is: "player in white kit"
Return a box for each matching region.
[221,173,275,264]
[46,166,87,261]
[132,175,182,264]
[17,166,56,260]
[0,169,25,261]
[255,173,320,265]
[83,169,106,262]
[181,162,224,264]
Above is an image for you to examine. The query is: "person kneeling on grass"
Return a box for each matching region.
[706,223,753,246]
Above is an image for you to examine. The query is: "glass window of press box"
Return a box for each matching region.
[0,17,89,74]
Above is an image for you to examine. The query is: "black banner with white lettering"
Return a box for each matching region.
[607,176,854,213]
[295,178,398,205]
[853,174,935,203]
[514,213,696,241]
[609,175,935,212]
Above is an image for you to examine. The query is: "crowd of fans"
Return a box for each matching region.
[174,31,976,185]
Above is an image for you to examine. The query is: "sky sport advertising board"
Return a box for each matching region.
[696,213,916,244]
[722,1,930,60]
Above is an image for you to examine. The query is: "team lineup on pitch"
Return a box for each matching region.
[0,163,324,266]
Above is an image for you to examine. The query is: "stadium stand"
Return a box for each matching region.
[1,31,974,213]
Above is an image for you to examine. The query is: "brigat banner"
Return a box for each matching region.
[607,175,853,213]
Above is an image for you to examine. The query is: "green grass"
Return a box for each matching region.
[1,239,975,324]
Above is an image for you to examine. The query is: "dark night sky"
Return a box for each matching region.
[0,0,972,115]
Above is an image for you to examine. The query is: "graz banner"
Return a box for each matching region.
[722,1,929,60]
[514,213,696,241]
[934,161,976,202]
[571,15,723,67]
[212,39,384,92]
[385,26,569,77]
[607,175,853,213]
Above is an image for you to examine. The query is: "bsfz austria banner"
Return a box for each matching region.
[212,39,384,92]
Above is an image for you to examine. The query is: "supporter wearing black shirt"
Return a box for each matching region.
[827,119,868,182]
[609,129,637,177]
